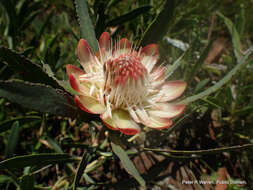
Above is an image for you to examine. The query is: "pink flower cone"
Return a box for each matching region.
[66,32,187,135]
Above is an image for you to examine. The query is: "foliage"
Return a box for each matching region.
[0,0,253,189]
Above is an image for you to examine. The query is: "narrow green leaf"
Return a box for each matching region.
[0,153,74,170]
[0,0,17,23]
[111,142,145,187]
[236,4,245,37]
[106,6,152,27]
[84,157,106,174]
[83,173,95,184]
[94,1,106,38]
[73,152,92,190]
[140,0,175,46]
[20,174,35,190]
[62,142,90,149]
[144,143,253,155]
[33,186,51,190]
[20,10,42,31]
[0,175,15,184]
[0,80,81,118]
[165,52,185,79]
[30,10,55,47]
[107,0,122,9]
[185,40,213,83]
[216,11,242,61]
[37,10,55,40]
[18,1,42,31]
[34,137,75,174]
[44,35,60,69]
[0,46,60,88]
[0,116,41,134]
[18,0,32,24]
[75,0,98,52]
[0,64,14,81]
[235,106,253,116]
[21,47,35,57]
[194,79,210,93]
[46,137,64,153]
[42,63,77,95]
[179,46,253,105]
[5,121,20,158]
[86,185,96,190]
[18,1,41,24]
[0,0,17,38]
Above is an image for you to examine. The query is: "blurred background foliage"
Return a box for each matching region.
[0,0,253,189]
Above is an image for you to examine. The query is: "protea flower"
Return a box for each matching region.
[66,32,186,135]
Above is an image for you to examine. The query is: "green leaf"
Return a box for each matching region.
[83,173,95,184]
[235,106,253,116]
[0,46,60,88]
[0,153,75,170]
[0,63,10,80]
[107,0,122,9]
[37,10,55,40]
[185,40,213,83]
[106,6,152,27]
[165,52,185,79]
[18,1,42,30]
[42,63,77,95]
[20,9,42,31]
[35,137,75,174]
[140,0,175,46]
[179,46,253,105]
[0,80,81,118]
[73,152,92,190]
[194,79,210,93]
[44,35,60,69]
[18,0,33,24]
[0,175,16,185]
[236,4,245,37]
[46,137,64,153]
[111,142,145,187]
[144,143,253,156]
[216,11,242,61]
[94,1,107,38]
[30,10,55,47]
[0,116,41,134]
[19,174,35,190]
[75,0,98,52]
[0,0,17,38]
[5,121,20,158]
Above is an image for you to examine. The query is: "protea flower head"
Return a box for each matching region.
[66,32,187,135]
